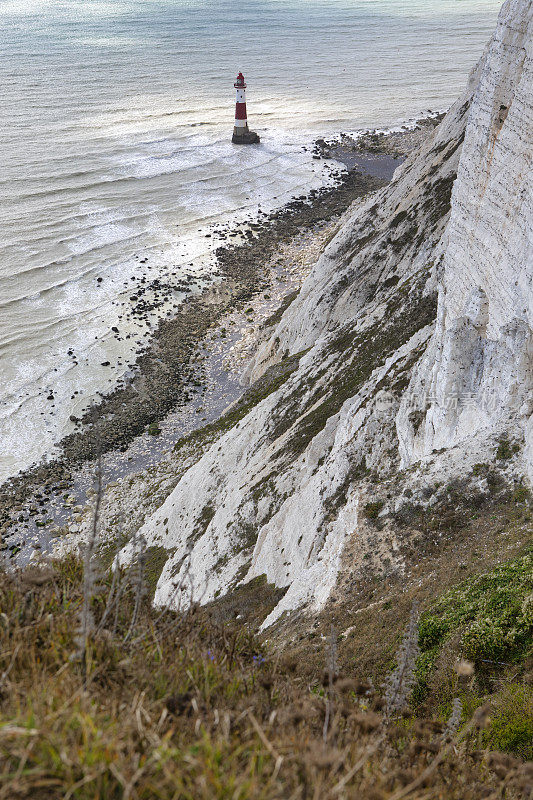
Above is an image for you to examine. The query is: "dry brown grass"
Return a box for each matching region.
[279,501,532,695]
[0,555,531,799]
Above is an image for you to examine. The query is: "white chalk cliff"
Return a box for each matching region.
[399,0,533,477]
[122,0,532,626]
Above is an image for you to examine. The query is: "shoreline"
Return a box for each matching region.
[0,115,443,562]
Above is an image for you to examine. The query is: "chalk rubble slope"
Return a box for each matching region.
[124,0,532,627]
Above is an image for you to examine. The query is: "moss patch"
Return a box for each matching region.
[144,545,169,597]
[261,289,299,330]
[496,438,520,460]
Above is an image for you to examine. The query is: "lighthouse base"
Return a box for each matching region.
[232,130,260,145]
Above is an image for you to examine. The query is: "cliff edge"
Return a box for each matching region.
[121,0,532,628]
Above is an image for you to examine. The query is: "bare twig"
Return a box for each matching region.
[75,454,103,685]
[323,625,337,743]
[0,644,20,693]
[247,709,283,776]
[124,534,147,643]
[442,697,462,742]
[384,601,420,718]
[331,738,383,794]
[97,508,125,635]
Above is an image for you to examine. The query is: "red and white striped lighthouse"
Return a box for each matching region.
[232,72,260,145]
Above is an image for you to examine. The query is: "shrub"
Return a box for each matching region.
[363,500,384,520]
[461,618,509,662]
[513,485,529,503]
[418,616,449,649]
[472,463,489,477]
[419,549,533,665]
[495,439,519,460]
[483,684,533,760]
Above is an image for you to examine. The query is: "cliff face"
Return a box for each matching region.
[122,0,532,626]
[399,0,533,477]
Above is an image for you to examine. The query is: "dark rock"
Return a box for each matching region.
[232,130,260,145]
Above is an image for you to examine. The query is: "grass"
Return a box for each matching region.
[261,290,299,330]
[0,555,531,799]
[147,421,161,436]
[269,271,437,465]
[144,544,170,597]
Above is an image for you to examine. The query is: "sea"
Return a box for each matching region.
[0,0,501,483]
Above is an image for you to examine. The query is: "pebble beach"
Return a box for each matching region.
[0,116,445,563]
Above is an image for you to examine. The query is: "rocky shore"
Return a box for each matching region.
[0,118,441,563]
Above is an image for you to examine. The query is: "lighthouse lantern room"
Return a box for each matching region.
[232,72,260,145]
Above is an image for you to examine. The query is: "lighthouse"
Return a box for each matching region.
[232,72,260,145]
